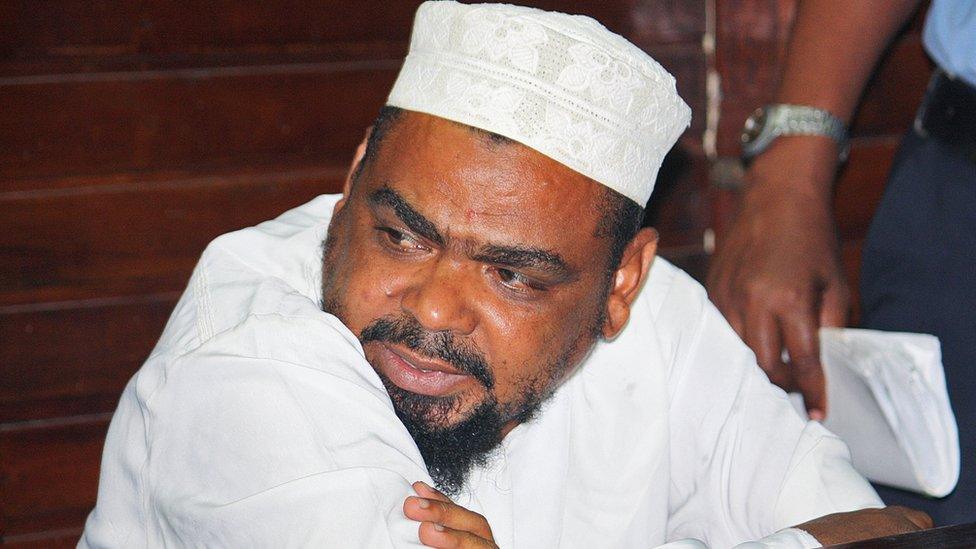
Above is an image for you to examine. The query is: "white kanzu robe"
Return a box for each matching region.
[80,195,881,548]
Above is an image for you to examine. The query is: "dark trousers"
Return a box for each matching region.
[860,129,976,526]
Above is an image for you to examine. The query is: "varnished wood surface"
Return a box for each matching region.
[826,522,976,548]
[0,67,398,180]
[0,417,110,537]
[0,295,178,422]
[1,161,344,305]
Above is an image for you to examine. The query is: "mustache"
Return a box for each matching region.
[360,315,494,390]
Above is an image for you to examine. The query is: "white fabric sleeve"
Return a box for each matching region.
[658,272,881,547]
[651,528,820,549]
[143,320,432,547]
[734,528,821,548]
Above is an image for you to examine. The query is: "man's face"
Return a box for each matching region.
[321,111,618,490]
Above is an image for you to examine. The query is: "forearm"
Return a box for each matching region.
[709,0,925,409]
[795,506,932,546]
[779,0,922,121]
[747,0,923,200]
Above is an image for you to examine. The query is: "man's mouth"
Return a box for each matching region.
[374,343,477,397]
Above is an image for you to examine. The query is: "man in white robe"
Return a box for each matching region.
[81,2,930,547]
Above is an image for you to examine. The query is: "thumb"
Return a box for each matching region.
[794,355,827,421]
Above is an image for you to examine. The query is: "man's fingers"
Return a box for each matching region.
[781,312,827,419]
[720,299,746,340]
[403,495,494,542]
[791,355,827,420]
[744,313,790,390]
[819,276,850,328]
[889,506,934,530]
[418,521,498,548]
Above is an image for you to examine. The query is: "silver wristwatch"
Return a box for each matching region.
[741,104,849,162]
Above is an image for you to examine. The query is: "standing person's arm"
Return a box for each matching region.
[707,0,924,418]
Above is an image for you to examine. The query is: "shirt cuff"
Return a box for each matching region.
[733,528,821,548]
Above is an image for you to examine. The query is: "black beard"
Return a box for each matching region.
[359,314,553,496]
[377,373,511,496]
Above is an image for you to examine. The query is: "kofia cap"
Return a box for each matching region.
[387,1,692,205]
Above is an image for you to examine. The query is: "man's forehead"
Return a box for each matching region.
[457,121,516,148]
[376,112,602,203]
[366,177,597,254]
[367,113,605,232]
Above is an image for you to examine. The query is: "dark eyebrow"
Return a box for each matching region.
[472,245,576,283]
[368,187,444,245]
[368,185,575,283]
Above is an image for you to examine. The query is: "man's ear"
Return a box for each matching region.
[602,227,658,339]
[333,126,372,216]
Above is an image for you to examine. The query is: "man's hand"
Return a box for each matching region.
[795,506,933,545]
[707,146,848,419]
[403,481,498,548]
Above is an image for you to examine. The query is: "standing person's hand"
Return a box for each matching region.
[707,141,848,419]
[404,481,498,548]
[705,0,923,419]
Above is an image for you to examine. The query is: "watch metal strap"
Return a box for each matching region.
[742,104,849,162]
[767,104,847,143]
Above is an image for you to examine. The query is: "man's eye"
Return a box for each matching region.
[494,267,537,292]
[376,227,425,251]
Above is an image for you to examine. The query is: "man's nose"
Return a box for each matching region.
[400,259,478,336]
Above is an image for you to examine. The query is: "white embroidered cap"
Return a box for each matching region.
[387,1,691,206]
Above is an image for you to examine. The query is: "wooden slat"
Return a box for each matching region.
[2,528,81,549]
[0,1,422,74]
[0,296,177,423]
[0,1,634,76]
[0,1,698,183]
[713,0,797,156]
[0,163,345,305]
[630,0,706,45]
[1,51,702,184]
[0,417,109,537]
[0,0,632,65]
[0,36,410,79]
[0,65,398,181]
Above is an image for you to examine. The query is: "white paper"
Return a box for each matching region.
[789,327,959,497]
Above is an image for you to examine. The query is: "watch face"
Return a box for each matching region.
[741,107,767,144]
